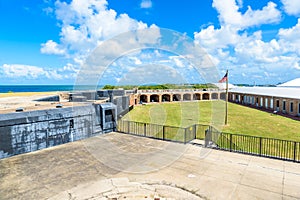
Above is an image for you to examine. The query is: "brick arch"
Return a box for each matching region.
[212,93,219,100]
[162,94,171,102]
[220,93,226,100]
[202,93,210,100]
[150,94,159,102]
[173,94,181,101]
[183,93,192,101]
[140,95,148,103]
[193,93,201,100]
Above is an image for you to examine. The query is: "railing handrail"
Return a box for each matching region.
[118,120,300,162]
[120,120,187,130]
[120,120,300,144]
[219,131,300,143]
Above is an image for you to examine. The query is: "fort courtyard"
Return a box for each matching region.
[1,132,300,199]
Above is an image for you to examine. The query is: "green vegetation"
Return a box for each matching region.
[138,84,169,90]
[102,83,218,90]
[102,85,116,89]
[123,101,300,141]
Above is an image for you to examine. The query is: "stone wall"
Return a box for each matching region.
[35,95,60,102]
[0,105,101,159]
[113,96,130,118]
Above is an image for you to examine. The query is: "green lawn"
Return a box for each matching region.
[123,101,300,141]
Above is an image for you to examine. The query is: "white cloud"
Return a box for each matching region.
[212,0,281,29]
[169,56,185,68]
[212,0,242,27]
[140,0,152,9]
[281,0,300,16]
[193,0,300,84]
[128,57,142,65]
[1,64,80,80]
[41,0,151,65]
[194,0,281,50]
[235,38,281,63]
[43,7,54,15]
[293,62,300,70]
[236,0,243,8]
[40,0,164,85]
[40,40,66,55]
[60,63,80,72]
[278,19,300,55]
[194,25,243,48]
[278,19,300,41]
[242,2,281,28]
[2,64,46,79]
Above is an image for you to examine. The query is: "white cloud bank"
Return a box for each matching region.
[40,40,66,55]
[38,0,164,85]
[281,0,300,16]
[195,0,300,84]
[41,0,150,64]
[212,0,281,29]
[1,64,78,80]
[35,0,300,85]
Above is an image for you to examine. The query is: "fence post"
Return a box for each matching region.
[144,123,146,137]
[127,121,130,134]
[259,137,262,156]
[163,126,165,140]
[184,128,187,144]
[205,126,211,147]
[193,124,197,139]
[229,134,232,152]
[294,141,297,162]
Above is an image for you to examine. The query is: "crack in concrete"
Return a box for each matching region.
[144,181,208,200]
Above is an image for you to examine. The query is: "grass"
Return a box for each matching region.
[123,101,300,141]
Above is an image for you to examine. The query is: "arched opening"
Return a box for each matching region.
[202,93,210,100]
[150,94,159,102]
[193,93,201,100]
[162,94,171,102]
[173,94,181,101]
[140,95,148,103]
[212,93,218,100]
[183,93,192,101]
[220,93,226,100]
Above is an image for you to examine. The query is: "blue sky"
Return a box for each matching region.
[1,0,300,85]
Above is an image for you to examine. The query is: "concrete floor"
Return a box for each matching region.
[1,132,300,200]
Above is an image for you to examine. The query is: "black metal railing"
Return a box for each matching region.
[213,132,300,162]
[117,120,300,162]
[117,120,201,143]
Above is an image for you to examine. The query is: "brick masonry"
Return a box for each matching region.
[229,92,300,117]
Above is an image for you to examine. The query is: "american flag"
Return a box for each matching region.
[219,72,228,83]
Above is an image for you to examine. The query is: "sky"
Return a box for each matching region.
[1,0,300,85]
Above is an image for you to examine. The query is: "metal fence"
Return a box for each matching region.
[117,120,300,162]
[211,130,300,162]
[117,120,205,143]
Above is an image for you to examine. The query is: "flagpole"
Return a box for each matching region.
[225,70,229,125]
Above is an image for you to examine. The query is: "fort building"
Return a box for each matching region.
[129,89,226,105]
[229,87,300,117]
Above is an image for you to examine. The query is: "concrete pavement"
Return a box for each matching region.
[1,132,300,199]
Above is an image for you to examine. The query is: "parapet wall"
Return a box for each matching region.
[0,105,101,159]
[34,95,60,102]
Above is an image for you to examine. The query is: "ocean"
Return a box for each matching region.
[0,85,103,93]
